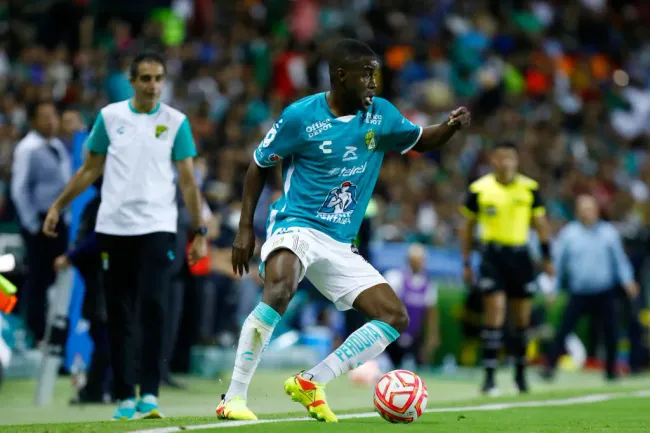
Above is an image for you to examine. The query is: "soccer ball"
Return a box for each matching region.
[373,369,428,423]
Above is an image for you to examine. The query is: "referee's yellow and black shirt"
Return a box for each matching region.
[460,173,545,246]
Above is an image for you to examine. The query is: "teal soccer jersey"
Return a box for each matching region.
[254,93,423,243]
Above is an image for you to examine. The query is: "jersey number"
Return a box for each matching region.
[262,119,283,147]
[292,235,309,259]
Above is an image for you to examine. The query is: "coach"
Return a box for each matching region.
[11,101,71,343]
[542,194,638,381]
[42,52,208,420]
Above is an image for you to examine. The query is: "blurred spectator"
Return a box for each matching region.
[383,244,440,367]
[56,177,111,405]
[59,108,85,152]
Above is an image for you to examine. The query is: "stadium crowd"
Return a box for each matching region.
[0,0,649,392]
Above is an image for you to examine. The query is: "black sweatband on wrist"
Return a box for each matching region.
[540,242,551,259]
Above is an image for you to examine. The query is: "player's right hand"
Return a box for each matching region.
[53,255,70,272]
[624,281,639,299]
[232,226,255,276]
[42,207,60,238]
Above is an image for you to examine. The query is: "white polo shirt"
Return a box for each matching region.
[86,100,196,236]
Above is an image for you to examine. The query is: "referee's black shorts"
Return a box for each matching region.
[477,243,537,299]
[98,232,176,400]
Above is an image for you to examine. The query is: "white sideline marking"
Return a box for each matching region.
[127,390,650,433]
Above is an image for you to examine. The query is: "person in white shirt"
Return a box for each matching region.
[42,52,208,420]
[10,101,71,343]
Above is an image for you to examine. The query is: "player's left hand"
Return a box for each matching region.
[188,235,209,266]
[448,107,471,129]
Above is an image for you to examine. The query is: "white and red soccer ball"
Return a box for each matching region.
[373,369,428,424]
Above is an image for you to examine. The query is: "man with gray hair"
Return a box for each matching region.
[542,194,639,381]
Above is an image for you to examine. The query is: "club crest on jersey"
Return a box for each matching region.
[365,129,376,151]
[155,125,169,139]
[317,181,358,224]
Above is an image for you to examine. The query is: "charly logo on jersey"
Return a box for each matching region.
[317,181,358,224]
[365,129,377,151]
[328,162,367,177]
[364,113,382,125]
[155,125,169,139]
[306,119,332,138]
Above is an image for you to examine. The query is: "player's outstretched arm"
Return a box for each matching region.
[43,151,105,237]
[412,107,471,153]
[51,152,105,212]
[232,161,272,276]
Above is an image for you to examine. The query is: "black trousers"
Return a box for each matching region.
[161,227,188,380]
[547,289,618,378]
[99,232,176,400]
[20,220,69,342]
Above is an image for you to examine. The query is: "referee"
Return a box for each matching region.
[460,141,554,396]
[42,52,208,420]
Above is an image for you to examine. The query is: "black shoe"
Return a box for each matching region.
[539,367,555,382]
[515,373,529,394]
[481,376,500,397]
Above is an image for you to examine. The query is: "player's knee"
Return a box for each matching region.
[483,292,506,326]
[378,303,410,334]
[262,249,301,315]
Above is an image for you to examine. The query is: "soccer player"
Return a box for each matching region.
[42,52,208,419]
[460,141,554,396]
[219,39,470,423]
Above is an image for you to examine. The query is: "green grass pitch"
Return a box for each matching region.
[1,369,648,433]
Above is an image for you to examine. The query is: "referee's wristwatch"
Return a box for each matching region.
[194,226,208,237]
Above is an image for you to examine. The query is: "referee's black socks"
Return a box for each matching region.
[481,326,503,385]
[512,327,529,379]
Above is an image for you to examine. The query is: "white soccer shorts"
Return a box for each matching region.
[259,227,387,311]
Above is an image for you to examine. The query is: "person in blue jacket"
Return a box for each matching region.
[54,177,111,404]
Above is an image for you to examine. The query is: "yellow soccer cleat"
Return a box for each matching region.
[284,373,338,422]
[215,395,258,421]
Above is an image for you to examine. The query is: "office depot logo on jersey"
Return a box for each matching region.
[364,113,382,125]
[306,119,332,138]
